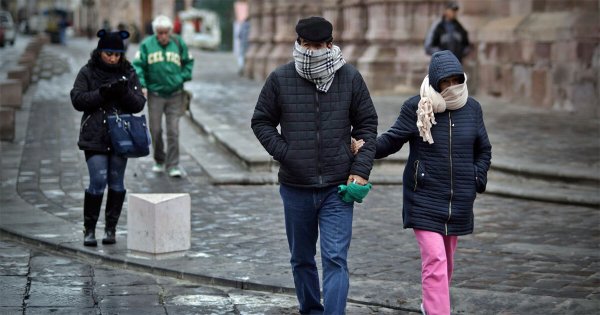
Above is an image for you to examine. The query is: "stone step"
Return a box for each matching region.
[182,113,599,207]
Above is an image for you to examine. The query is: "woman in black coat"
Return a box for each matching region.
[354,50,491,314]
[70,29,146,246]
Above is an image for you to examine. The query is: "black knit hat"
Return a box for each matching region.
[96,29,129,52]
[295,16,333,43]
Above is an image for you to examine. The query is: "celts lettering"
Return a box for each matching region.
[165,52,181,66]
[148,51,164,64]
[147,51,180,66]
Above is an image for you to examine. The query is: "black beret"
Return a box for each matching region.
[295,16,333,43]
[96,29,130,52]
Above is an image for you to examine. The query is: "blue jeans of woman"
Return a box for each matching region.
[85,153,127,194]
[280,184,354,315]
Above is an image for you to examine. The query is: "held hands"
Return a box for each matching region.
[348,138,368,185]
[351,137,365,155]
[347,174,368,186]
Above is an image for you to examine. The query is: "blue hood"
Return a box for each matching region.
[428,50,464,92]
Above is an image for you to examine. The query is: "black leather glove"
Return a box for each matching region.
[110,77,129,98]
[99,77,128,100]
[99,82,113,100]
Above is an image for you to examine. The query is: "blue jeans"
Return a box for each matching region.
[280,184,354,315]
[85,153,127,195]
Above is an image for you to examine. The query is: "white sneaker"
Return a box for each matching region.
[168,167,182,177]
[420,303,427,315]
[152,163,165,173]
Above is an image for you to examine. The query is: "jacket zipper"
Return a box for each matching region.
[315,92,323,185]
[81,114,92,128]
[446,112,453,235]
[413,160,420,191]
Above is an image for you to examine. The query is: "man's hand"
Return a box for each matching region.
[347,174,368,186]
[351,137,365,155]
[142,88,148,98]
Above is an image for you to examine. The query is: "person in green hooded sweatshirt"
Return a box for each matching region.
[133,15,194,177]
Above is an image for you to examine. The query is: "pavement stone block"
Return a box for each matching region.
[7,66,30,91]
[0,80,22,108]
[127,193,191,254]
[17,53,36,70]
[0,107,15,141]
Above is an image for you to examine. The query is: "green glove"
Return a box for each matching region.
[338,182,373,203]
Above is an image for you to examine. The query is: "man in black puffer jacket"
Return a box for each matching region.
[251,16,378,315]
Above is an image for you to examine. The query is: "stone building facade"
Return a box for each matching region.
[244,0,600,117]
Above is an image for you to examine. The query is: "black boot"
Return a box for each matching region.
[83,190,104,247]
[102,189,126,245]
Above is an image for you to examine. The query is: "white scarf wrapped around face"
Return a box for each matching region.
[293,41,346,93]
[416,74,468,144]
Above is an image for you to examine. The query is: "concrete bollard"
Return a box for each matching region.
[0,107,15,141]
[18,53,36,72]
[127,193,191,254]
[0,80,23,109]
[7,66,31,91]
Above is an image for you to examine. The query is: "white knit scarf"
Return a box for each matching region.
[416,73,468,144]
[293,41,346,93]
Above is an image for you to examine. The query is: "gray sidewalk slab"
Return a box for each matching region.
[0,37,599,314]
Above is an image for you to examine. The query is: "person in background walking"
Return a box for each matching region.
[233,0,249,75]
[424,1,471,62]
[251,16,378,314]
[133,15,194,177]
[353,50,491,315]
[70,29,146,246]
[237,18,250,75]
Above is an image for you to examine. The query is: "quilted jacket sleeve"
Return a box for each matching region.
[70,66,104,112]
[375,97,418,159]
[251,72,288,161]
[473,101,492,193]
[349,72,378,180]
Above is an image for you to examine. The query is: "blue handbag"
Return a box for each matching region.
[107,112,151,158]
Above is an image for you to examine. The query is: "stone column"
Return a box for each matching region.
[252,0,276,80]
[297,1,322,19]
[322,0,343,43]
[357,0,398,91]
[266,0,296,74]
[340,0,367,66]
[268,0,323,70]
[391,0,435,92]
[243,0,263,78]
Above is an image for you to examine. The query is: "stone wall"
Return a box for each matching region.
[244,0,600,117]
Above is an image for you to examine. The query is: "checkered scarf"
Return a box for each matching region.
[293,42,346,93]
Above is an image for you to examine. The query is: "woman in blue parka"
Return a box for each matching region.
[355,50,491,314]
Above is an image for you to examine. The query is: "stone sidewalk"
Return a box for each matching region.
[0,36,599,314]
[1,237,400,314]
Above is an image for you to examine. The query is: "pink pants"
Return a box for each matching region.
[414,229,458,315]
